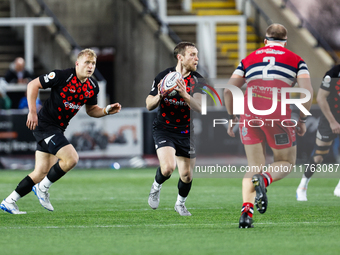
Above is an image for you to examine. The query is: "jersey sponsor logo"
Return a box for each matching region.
[251,85,283,93]
[256,49,285,55]
[163,98,188,106]
[64,101,82,110]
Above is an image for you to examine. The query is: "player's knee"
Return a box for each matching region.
[64,153,79,170]
[180,172,192,183]
[314,145,330,164]
[161,166,175,177]
[313,155,324,164]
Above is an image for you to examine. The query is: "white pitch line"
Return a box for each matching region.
[0,223,216,230]
[0,221,338,230]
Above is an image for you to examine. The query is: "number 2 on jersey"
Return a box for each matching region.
[262,57,275,80]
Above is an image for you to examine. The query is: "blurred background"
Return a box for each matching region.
[0,0,339,170]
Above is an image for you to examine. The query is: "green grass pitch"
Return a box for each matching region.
[0,168,339,255]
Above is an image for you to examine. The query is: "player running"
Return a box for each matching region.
[296,64,340,201]
[224,24,313,228]
[146,42,204,216]
[0,49,121,214]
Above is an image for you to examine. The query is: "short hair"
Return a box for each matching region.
[266,23,288,40]
[173,42,196,59]
[77,48,97,60]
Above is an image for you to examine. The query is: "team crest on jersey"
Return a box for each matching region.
[48,72,55,79]
[43,72,56,83]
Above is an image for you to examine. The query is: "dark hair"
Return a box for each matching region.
[266,23,288,40]
[173,42,196,59]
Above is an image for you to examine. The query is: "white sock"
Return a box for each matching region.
[152,180,162,190]
[335,180,340,189]
[176,194,187,205]
[5,191,21,203]
[39,177,53,192]
[298,174,311,189]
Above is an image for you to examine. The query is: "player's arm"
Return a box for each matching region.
[296,73,313,136]
[224,74,244,116]
[26,78,43,130]
[317,88,340,134]
[224,74,244,137]
[85,103,121,118]
[146,82,163,111]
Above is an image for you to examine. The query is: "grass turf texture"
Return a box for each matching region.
[0,168,339,255]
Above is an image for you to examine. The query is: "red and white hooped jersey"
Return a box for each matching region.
[233,43,309,119]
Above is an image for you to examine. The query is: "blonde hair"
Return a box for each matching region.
[77,48,97,60]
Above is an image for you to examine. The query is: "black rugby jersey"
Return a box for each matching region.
[38,68,99,131]
[149,67,205,134]
[319,65,340,119]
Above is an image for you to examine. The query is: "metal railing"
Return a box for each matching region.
[139,0,181,43]
[240,0,272,48]
[0,17,53,73]
[32,0,107,105]
[281,0,339,63]
[35,0,106,82]
[147,0,247,79]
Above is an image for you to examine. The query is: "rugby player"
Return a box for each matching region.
[224,24,313,227]
[297,65,340,200]
[146,42,204,216]
[0,49,121,214]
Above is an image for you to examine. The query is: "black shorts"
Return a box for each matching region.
[33,124,70,155]
[152,128,195,158]
[316,114,339,142]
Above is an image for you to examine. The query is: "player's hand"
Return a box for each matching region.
[157,82,163,99]
[227,116,239,137]
[175,78,187,98]
[330,121,340,134]
[296,121,306,136]
[26,112,38,130]
[105,103,122,115]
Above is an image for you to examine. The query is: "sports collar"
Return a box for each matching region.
[266,42,285,47]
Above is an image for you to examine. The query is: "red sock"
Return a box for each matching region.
[262,172,272,187]
[241,202,254,218]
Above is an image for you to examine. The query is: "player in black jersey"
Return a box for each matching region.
[296,65,340,201]
[0,49,121,214]
[146,42,204,216]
